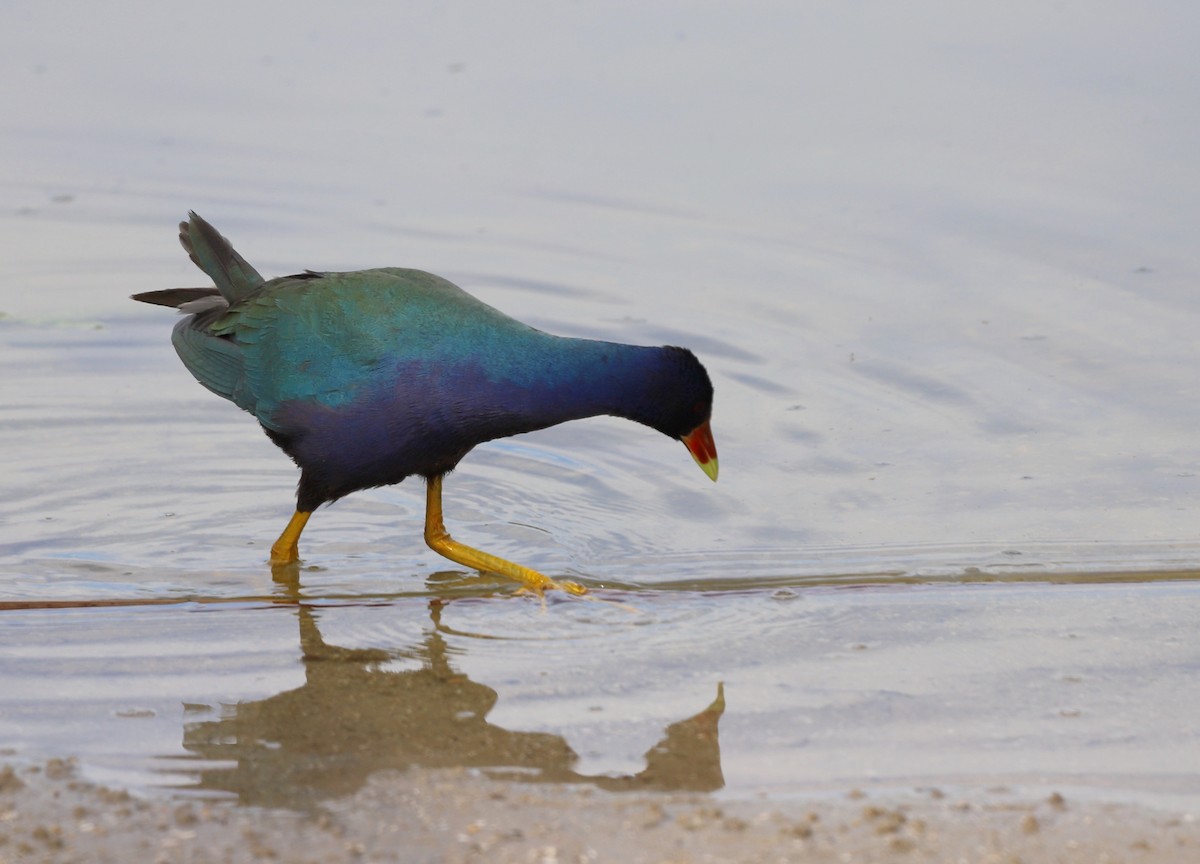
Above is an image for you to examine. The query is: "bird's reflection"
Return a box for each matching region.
[180,578,724,809]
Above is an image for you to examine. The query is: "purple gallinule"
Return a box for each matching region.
[134,213,717,594]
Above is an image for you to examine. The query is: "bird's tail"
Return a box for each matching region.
[131,287,222,309]
[178,211,265,304]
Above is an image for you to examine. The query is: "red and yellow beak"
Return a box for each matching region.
[681,419,719,482]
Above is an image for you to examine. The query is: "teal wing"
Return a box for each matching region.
[206,275,374,422]
[171,307,257,414]
[206,269,498,408]
[179,266,541,430]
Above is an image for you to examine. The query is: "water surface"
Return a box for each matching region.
[2,0,1199,815]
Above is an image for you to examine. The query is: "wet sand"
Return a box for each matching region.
[4,4,1200,863]
[4,759,1196,864]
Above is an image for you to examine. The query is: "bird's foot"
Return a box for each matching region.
[516,581,640,615]
[557,579,589,596]
[423,475,588,599]
[460,549,589,598]
[424,526,587,598]
[510,565,588,596]
[514,575,588,599]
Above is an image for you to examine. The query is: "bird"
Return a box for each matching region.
[133,213,718,595]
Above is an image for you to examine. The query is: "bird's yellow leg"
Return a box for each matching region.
[270,510,311,565]
[423,475,586,596]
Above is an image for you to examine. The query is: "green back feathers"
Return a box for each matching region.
[204,268,541,417]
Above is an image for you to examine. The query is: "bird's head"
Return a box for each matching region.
[651,347,718,482]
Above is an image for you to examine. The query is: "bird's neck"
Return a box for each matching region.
[449,332,671,438]
[539,334,668,426]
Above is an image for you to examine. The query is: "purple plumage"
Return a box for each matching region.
[132,213,718,595]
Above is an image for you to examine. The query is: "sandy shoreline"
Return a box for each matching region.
[2,760,1196,864]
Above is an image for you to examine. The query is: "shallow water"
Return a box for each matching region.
[2,0,1200,815]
